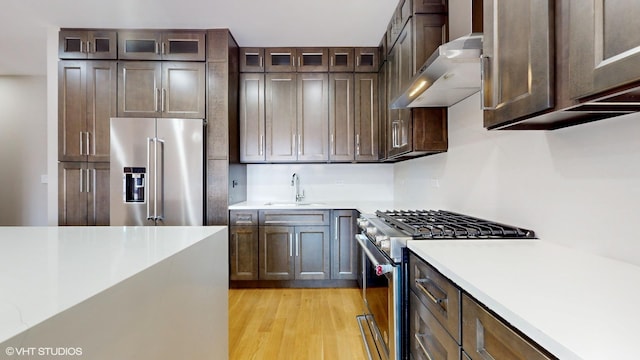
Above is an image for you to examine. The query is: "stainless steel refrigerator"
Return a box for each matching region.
[109,117,203,226]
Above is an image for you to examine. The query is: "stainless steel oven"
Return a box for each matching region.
[355,210,536,360]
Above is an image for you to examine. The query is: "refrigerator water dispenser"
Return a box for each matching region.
[123,167,146,203]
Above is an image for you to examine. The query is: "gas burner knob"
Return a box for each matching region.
[375,234,389,245]
[379,239,391,252]
[366,226,377,236]
[357,218,369,229]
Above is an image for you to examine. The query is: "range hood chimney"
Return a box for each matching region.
[391,0,483,109]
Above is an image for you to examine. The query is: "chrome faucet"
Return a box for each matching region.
[291,173,305,203]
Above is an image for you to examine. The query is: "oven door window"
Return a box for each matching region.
[365,255,391,350]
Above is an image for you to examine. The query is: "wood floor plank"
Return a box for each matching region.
[229,288,367,360]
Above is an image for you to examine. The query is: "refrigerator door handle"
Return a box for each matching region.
[156,138,165,221]
[146,137,154,221]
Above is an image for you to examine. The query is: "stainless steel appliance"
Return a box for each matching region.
[109,117,204,226]
[356,210,535,360]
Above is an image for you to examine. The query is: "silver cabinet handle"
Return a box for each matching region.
[289,233,293,257]
[260,56,263,68]
[87,41,92,54]
[86,168,92,193]
[155,41,159,55]
[155,88,159,112]
[86,132,90,156]
[415,278,448,311]
[298,134,302,155]
[330,134,334,155]
[259,134,264,156]
[161,88,166,112]
[80,41,84,54]
[356,134,360,156]
[79,168,84,193]
[334,216,338,240]
[295,233,300,257]
[415,334,436,360]
[481,55,497,110]
[297,56,301,68]
[79,131,84,155]
[161,42,166,55]
[330,57,334,67]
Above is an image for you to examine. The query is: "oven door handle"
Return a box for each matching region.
[356,234,393,276]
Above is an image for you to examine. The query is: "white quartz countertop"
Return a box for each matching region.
[408,240,640,360]
[228,200,396,215]
[0,226,226,344]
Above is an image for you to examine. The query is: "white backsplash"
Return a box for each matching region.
[247,163,394,203]
[395,92,640,266]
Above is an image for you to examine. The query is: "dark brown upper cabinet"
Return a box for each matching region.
[355,48,380,73]
[58,61,117,162]
[413,0,448,14]
[329,73,355,161]
[329,48,355,72]
[264,48,329,72]
[569,0,640,99]
[59,30,117,60]
[117,61,205,118]
[265,48,296,72]
[482,0,554,129]
[118,30,205,61]
[240,48,265,72]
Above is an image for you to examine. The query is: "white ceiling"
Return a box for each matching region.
[0,0,397,75]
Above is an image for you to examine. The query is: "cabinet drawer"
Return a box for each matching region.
[462,294,555,360]
[409,291,461,360]
[259,210,330,226]
[229,210,259,225]
[409,251,461,343]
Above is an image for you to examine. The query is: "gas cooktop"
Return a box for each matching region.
[375,210,536,239]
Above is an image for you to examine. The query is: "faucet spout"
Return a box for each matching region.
[291,173,304,202]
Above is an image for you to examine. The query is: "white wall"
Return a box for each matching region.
[0,76,48,225]
[395,92,640,266]
[247,163,394,203]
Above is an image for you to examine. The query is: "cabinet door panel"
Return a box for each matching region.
[87,162,110,226]
[119,31,162,60]
[355,47,380,73]
[162,31,206,61]
[355,73,379,161]
[329,48,355,72]
[58,61,87,162]
[86,61,117,162]
[59,30,88,59]
[265,73,297,161]
[240,73,266,162]
[462,294,553,360]
[295,226,330,280]
[58,162,87,226]
[260,226,294,280]
[230,226,259,280]
[483,0,554,129]
[296,48,329,72]
[118,61,162,117]
[409,291,460,360]
[329,73,355,161]
[87,30,117,60]
[331,210,357,280]
[240,48,265,72]
[265,48,296,72]
[162,62,206,118]
[297,73,329,162]
[569,0,640,98]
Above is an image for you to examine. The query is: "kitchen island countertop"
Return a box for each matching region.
[0,226,228,359]
[408,239,640,360]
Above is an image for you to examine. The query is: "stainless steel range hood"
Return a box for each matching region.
[390,33,483,109]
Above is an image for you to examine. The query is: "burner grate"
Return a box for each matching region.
[375,210,535,239]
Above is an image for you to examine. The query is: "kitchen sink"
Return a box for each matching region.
[263,202,325,206]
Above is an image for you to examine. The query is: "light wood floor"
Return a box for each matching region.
[229,288,367,360]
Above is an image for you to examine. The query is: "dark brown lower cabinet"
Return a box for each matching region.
[229,225,259,281]
[259,225,330,280]
[58,162,109,226]
[331,210,358,280]
[409,291,460,360]
[461,294,554,360]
